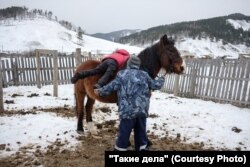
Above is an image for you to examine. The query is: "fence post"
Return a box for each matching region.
[53,50,58,97]
[75,48,81,67]
[88,52,92,59]
[36,50,41,88]
[0,61,4,112]
[12,57,19,86]
[190,69,197,98]
[174,74,180,96]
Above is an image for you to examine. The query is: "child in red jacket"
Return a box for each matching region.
[71,49,130,88]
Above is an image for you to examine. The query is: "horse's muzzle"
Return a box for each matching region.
[180,66,184,72]
[180,60,186,73]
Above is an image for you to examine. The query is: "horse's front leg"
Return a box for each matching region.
[76,92,85,133]
[85,96,97,135]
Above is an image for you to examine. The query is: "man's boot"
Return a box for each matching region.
[71,71,88,84]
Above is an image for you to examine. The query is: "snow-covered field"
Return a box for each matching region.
[1,84,250,157]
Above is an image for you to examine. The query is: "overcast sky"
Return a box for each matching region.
[1,0,250,34]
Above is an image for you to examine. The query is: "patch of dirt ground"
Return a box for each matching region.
[0,108,217,167]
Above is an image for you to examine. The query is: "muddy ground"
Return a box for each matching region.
[0,108,218,167]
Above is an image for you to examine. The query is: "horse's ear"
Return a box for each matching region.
[160,34,175,46]
[160,34,169,45]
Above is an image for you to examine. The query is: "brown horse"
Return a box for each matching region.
[74,34,184,134]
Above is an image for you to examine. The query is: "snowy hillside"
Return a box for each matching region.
[120,13,250,58]
[1,16,250,58]
[0,17,143,54]
[90,29,141,42]
[176,38,250,58]
[136,37,250,59]
[178,17,250,58]
[137,36,250,59]
[227,19,250,31]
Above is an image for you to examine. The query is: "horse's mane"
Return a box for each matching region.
[138,43,161,79]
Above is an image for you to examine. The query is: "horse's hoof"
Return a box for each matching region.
[92,135,102,139]
[76,130,84,134]
[91,130,98,135]
[147,139,153,147]
[128,140,132,147]
[87,122,98,135]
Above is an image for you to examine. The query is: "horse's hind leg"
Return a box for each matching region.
[76,91,85,133]
[85,96,97,135]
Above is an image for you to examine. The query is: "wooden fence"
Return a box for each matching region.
[161,58,250,108]
[0,50,250,108]
[0,49,101,87]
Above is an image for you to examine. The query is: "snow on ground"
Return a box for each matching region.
[1,84,250,157]
[0,112,77,156]
[148,93,250,150]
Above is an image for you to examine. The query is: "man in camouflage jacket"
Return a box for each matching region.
[95,56,165,151]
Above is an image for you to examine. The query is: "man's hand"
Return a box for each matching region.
[94,89,100,95]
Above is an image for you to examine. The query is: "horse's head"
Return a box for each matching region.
[159,34,185,74]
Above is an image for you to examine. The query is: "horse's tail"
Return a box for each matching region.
[73,86,78,117]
